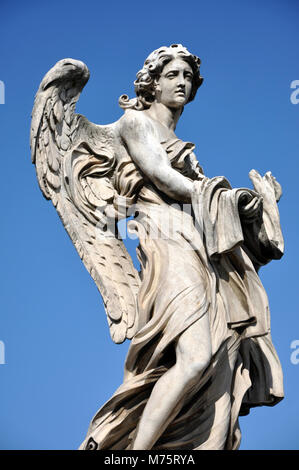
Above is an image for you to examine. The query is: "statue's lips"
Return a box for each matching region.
[175,90,185,96]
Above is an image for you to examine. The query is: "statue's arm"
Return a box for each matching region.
[119,111,193,202]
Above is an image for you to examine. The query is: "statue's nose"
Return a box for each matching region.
[177,78,185,89]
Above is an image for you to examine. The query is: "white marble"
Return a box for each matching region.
[31,45,284,450]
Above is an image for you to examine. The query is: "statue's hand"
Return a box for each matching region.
[238,191,263,222]
[249,169,282,203]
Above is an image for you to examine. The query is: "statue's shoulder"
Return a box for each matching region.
[117,109,157,140]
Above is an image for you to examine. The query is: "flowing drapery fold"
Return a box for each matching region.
[80,143,284,451]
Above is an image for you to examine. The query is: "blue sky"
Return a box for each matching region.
[0,0,298,450]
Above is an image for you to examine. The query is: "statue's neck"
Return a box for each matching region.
[145,102,182,131]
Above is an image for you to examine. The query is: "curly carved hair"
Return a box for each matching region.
[119,44,203,110]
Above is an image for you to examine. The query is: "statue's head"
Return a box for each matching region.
[119,44,203,110]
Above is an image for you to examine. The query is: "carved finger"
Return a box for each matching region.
[244,196,262,215]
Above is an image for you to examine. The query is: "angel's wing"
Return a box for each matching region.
[30,58,140,343]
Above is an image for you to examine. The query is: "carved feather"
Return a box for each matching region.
[30,59,140,343]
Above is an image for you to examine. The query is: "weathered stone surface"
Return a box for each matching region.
[31,44,284,450]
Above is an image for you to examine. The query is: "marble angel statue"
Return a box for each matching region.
[30,44,284,450]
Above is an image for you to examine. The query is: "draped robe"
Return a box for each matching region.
[80,138,284,450]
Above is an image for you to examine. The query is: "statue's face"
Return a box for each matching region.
[155,58,193,109]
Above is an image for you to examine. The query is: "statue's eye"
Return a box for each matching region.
[165,71,178,79]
